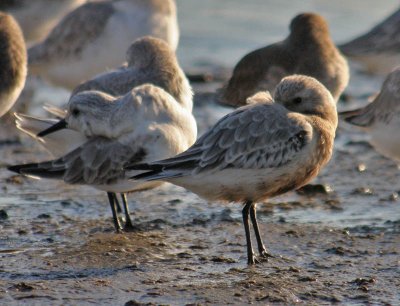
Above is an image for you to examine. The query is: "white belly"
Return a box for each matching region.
[370,120,400,162]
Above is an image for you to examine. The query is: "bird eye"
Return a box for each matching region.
[71,108,80,116]
[293,97,302,104]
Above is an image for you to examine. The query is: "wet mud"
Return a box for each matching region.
[0,74,400,305]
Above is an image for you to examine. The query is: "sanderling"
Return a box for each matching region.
[9,85,197,232]
[71,36,192,110]
[340,67,400,162]
[219,13,349,107]
[28,0,179,89]
[127,75,338,264]
[13,36,192,231]
[0,12,27,118]
[339,8,400,74]
[1,0,85,45]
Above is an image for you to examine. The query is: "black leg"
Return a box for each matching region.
[250,203,274,259]
[242,201,256,265]
[120,193,135,231]
[114,194,122,213]
[107,192,122,233]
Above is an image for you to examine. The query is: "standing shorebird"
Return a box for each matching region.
[0,11,27,118]
[28,0,179,89]
[8,85,197,232]
[12,37,193,231]
[339,8,400,75]
[0,0,85,45]
[127,75,338,264]
[340,67,400,162]
[219,13,349,107]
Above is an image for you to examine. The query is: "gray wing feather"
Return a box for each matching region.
[29,2,115,62]
[72,67,161,97]
[23,137,147,185]
[149,103,310,175]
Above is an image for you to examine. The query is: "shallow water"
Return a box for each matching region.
[1,1,400,305]
[176,0,399,68]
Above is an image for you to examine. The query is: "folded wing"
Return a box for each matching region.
[130,98,311,181]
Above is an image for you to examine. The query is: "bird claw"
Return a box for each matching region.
[247,249,276,265]
[259,249,275,260]
[247,255,260,265]
[123,222,138,232]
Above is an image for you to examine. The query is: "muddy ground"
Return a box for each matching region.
[0,78,399,305]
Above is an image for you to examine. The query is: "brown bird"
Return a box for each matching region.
[127,75,338,264]
[0,11,27,118]
[219,13,349,107]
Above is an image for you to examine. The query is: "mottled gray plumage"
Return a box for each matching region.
[339,8,400,74]
[10,84,197,192]
[130,75,337,264]
[27,0,179,88]
[340,67,400,127]
[340,8,400,55]
[29,2,115,62]
[220,13,349,106]
[71,36,192,111]
[16,137,146,186]
[143,96,308,176]
[1,0,85,44]
[131,75,337,202]
[340,67,400,162]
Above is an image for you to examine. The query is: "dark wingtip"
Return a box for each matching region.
[7,162,41,175]
[7,164,25,174]
[124,162,153,171]
[129,169,161,181]
[126,163,164,181]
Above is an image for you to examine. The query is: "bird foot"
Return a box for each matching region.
[247,250,275,265]
[248,250,269,265]
[259,249,275,260]
[120,215,138,232]
[247,254,259,265]
[123,222,138,232]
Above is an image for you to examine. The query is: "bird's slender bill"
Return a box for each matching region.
[37,119,67,137]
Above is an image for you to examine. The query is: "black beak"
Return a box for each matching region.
[37,119,67,137]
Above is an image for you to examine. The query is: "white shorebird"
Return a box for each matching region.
[339,8,400,75]
[127,75,338,264]
[340,67,400,162]
[0,12,27,118]
[11,37,194,231]
[8,85,197,232]
[1,0,85,45]
[219,13,349,107]
[28,0,179,89]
